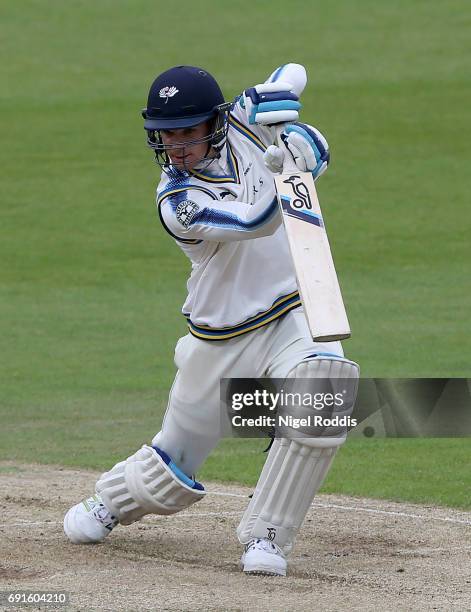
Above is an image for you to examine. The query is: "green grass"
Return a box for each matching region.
[1,1,470,509]
[203,438,471,510]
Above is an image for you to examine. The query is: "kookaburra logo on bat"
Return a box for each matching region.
[283,175,312,210]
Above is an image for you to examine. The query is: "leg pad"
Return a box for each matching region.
[237,355,359,553]
[96,445,205,525]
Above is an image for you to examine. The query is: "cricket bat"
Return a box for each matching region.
[273,126,351,342]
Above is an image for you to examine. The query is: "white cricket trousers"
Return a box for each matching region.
[152,308,344,476]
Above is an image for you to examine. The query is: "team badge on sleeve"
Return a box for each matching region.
[176,200,200,228]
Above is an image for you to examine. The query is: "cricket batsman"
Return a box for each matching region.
[64,64,359,576]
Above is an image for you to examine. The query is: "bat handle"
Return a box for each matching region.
[274,124,299,174]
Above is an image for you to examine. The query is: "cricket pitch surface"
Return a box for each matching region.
[0,462,470,611]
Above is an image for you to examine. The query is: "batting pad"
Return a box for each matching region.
[237,356,359,553]
[96,445,205,525]
[237,439,336,553]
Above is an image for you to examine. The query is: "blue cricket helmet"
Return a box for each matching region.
[142,65,232,171]
[142,65,226,130]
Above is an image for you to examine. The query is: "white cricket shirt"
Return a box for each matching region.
[156,105,301,340]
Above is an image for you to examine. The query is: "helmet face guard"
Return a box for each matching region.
[144,101,233,174]
[142,66,232,175]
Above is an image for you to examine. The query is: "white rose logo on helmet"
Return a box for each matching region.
[159,86,179,103]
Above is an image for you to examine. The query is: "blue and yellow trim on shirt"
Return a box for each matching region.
[190,143,240,184]
[228,114,267,153]
[157,184,218,207]
[189,116,267,184]
[185,291,301,340]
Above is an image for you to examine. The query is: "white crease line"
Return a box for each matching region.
[174,511,239,518]
[310,501,471,526]
[1,494,470,529]
[208,491,471,527]
[0,513,240,529]
[208,491,248,499]
[147,511,240,521]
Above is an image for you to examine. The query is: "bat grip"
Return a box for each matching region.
[274,124,300,174]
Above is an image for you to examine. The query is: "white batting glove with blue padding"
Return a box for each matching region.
[283,123,330,179]
[264,123,330,180]
[265,64,307,98]
[241,82,301,125]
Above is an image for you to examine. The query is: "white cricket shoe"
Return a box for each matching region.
[64,494,118,544]
[240,538,287,576]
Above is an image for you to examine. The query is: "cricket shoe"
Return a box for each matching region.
[240,538,287,576]
[64,494,118,544]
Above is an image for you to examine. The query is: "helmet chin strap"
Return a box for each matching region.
[191,151,219,174]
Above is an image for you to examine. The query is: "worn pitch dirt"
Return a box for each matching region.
[0,462,470,611]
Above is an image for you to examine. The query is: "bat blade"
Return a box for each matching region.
[274,170,351,342]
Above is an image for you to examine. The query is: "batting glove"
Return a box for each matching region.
[263,123,330,180]
[241,82,301,125]
[263,145,285,174]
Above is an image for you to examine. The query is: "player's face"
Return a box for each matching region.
[160,122,212,170]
